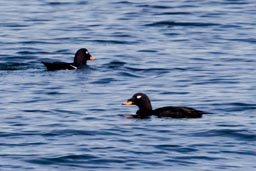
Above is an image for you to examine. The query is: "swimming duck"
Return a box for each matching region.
[122,93,208,118]
[42,48,95,70]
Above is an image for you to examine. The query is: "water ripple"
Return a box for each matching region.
[145,21,221,27]
[0,63,28,70]
[27,154,99,165]
[194,129,256,141]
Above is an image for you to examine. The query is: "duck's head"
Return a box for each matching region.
[122,93,152,111]
[74,48,95,66]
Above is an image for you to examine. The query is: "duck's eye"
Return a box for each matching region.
[136,95,142,99]
[85,51,89,54]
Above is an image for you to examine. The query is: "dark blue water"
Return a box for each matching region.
[0,0,255,170]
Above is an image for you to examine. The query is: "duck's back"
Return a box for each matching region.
[42,62,77,71]
[153,106,207,118]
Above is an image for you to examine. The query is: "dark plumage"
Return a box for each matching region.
[42,48,95,71]
[122,93,208,119]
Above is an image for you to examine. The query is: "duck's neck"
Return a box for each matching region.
[74,54,87,66]
[74,59,86,67]
[136,99,153,118]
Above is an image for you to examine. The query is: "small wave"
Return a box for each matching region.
[124,66,170,75]
[176,155,222,161]
[27,154,99,165]
[45,1,83,6]
[156,12,193,15]
[104,60,126,69]
[137,49,158,53]
[91,78,117,84]
[0,63,29,71]
[228,102,256,111]
[19,40,56,45]
[92,39,139,45]
[118,71,142,78]
[44,129,98,137]
[155,144,198,153]
[0,142,45,147]
[17,51,41,55]
[211,102,256,112]
[227,38,256,43]
[2,23,28,28]
[194,129,256,141]
[137,4,173,9]
[0,129,97,137]
[216,129,256,141]
[145,21,220,27]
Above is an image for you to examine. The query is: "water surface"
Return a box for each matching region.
[0,0,255,170]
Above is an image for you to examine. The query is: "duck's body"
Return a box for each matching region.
[41,62,78,70]
[42,48,95,71]
[122,93,208,119]
[153,106,205,118]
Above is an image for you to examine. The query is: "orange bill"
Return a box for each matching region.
[89,56,95,60]
[122,101,133,105]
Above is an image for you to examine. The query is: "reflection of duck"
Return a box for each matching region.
[122,93,209,119]
[42,48,95,70]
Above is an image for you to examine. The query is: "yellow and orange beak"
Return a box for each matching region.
[89,56,95,60]
[122,100,133,105]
